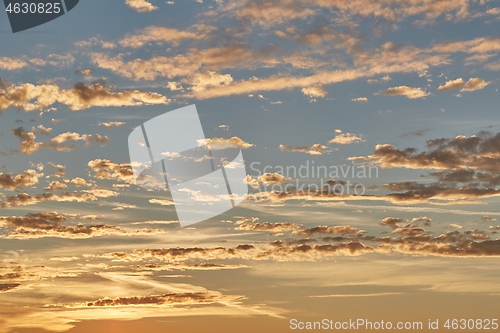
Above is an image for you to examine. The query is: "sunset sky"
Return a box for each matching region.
[1,0,500,332]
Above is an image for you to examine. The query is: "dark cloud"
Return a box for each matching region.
[0,169,39,190]
[0,212,163,239]
[383,182,500,203]
[12,127,109,155]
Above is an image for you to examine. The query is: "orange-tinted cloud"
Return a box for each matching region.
[0,81,169,113]
[0,212,163,239]
[125,0,157,12]
[0,170,39,190]
[383,86,429,99]
[279,143,328,155]
[13,127,109,155]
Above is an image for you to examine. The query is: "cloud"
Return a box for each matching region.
[29,54,75,68]
[0,265,47,281]
[13,127,109,155]
[83,189,119,198]
[45,290,245,310]
[223,0,474,28]
[437,78,464,91]
[461,77,490,92]
[383,86,429,99]
[351,97,368,102]
[89,53,199,81]
[279,143,328,155]
[75,68,93,76]
[0,284,20,292]
[46,181,68,191]
[312,0,472,21]
[79,215,99,220]
[379,231,500,257]
[49,256,80,261]
[433,37,500,54]
[380,217,406,229]
[0,170,39,190]
[227,0,315,27]
[0,81,169,113]
[88,159,135,183]
[328,133,365,145]
[398,129,432,138]
[47,162,65,178]
[245,176,260,189]
[188,47,445,99]
[71,177,91,187]
[105,241,373,263]
[0,192,97,208]
[92,291,240,306]
[36,125,52,136]
[486,61,500,71]
[0,212,163,239]
[236,222,302,232]
[411,216,432,226]
[438,77,489,92]
[125,0,158,12]
[91,35,448,99]
[129,263,247,271]
[129,220,177,225]
[310,292,402,298]
[367,75,391,84]
[293,225,365,236]
[149,198,175,206]
[119,25,213,48]
[189,71,234,93]
[257,173,290,185]
[355,131,500,177]
[301,85,327,98]
[203,137,254,150]
[248,179,500,205]
[0,57,28,70]
[98,121,126,129]
[383,182,500,204]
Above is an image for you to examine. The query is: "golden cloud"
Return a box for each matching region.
[0,81,169,112]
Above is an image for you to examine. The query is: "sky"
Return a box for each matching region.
[1,0,500,332]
